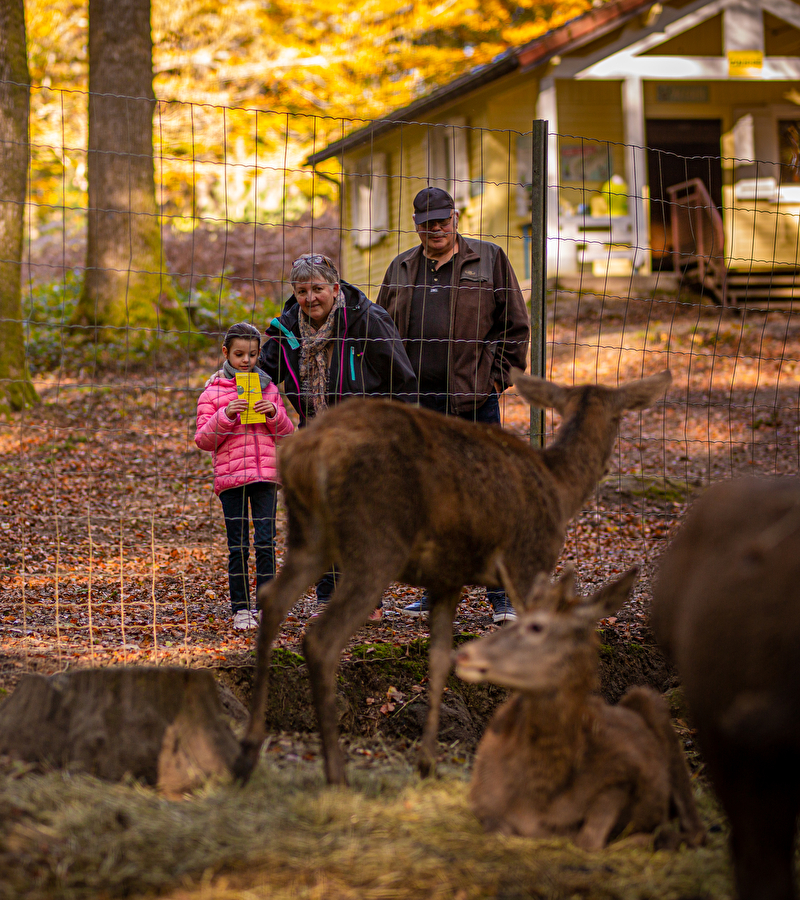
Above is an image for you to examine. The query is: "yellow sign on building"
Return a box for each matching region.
[728,50,764,78]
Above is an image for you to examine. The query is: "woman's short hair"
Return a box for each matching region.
[290,253,339,286]
[223,322,261,350]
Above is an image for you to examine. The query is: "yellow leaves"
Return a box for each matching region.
[24,0,592,223]
[25,0,596,126]
[502,20,552,45]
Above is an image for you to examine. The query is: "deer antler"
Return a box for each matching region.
[494,554,525,610]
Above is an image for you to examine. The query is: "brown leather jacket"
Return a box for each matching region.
[376,235,530,414]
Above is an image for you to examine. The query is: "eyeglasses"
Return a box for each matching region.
[418,217,454,228]
[291,254,337,271]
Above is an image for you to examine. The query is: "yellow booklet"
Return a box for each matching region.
[235,372,266,424]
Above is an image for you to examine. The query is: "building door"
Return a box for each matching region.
[646,119,723,271]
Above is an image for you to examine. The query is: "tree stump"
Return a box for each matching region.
[0,667,239,795]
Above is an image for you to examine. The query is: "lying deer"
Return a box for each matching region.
[653,477,800,900]
[235,368,672,785]
[456,569,705,850]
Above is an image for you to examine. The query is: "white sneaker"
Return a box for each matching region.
[233,609,260,630]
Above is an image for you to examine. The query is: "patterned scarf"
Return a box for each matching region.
[298,287,346,417]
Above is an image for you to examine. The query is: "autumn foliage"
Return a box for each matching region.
[23,0,592,223]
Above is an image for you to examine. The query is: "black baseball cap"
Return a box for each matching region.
[413,187,455,224]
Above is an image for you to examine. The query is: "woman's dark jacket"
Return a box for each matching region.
[258,280,418,425]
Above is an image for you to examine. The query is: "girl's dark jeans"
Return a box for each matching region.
[219,481,277,615]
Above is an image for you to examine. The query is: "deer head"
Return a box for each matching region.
[511,369,672,417]
[455,567,639,693]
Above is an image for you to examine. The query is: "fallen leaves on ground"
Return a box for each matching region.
[2,293,800,692]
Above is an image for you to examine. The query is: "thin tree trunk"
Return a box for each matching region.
[76,0,184,336]
[0,0,38,413]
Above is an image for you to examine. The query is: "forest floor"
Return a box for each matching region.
[3,284,800,690]
[2,277,800,898]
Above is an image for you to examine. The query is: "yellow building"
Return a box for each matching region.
[307,0,800,304]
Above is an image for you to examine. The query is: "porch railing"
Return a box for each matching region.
[667,178,728,306]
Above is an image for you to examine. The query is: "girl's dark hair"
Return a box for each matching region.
[223,322,261,350]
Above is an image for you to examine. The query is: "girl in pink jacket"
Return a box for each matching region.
[195,323,294,629]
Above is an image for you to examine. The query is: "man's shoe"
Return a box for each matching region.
[401,595,430,617]
[308,601,328,622]
[491,598,518,624]
[233,609,260,630]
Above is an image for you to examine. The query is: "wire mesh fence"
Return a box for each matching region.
[3,87,800,681]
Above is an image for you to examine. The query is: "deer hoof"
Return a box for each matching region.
[417,752,435,779]
[232,739,262,785]
[324,762,348,786]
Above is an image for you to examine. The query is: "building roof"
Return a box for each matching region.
[306,0,654,165]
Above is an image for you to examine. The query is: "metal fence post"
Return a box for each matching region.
[529,119,547,447]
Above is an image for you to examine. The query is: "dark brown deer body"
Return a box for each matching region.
[653,477,800,900]
[456,570,704,849]
[236,369,672,785]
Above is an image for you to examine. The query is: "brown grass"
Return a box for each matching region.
[0,735,732,900]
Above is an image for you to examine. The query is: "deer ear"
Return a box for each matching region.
[615,370,672,412]
[554,565,578,612]
[580,567,639,620]
[511,371,569,414]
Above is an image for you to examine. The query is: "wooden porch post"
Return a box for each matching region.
[622,76,649,273]
[529,120,548,448]
[536,78,563,275]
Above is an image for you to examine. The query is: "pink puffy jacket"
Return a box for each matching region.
[195,375,294,495]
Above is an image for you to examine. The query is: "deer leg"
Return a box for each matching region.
[575,785,630,851]
[703,742,800,900]
[234,548,325,782]
[728,786,799,900]
[620,686,705,846]
[417,587,461,778]
[302,566,395,785]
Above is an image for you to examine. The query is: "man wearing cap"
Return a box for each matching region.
[376,186,530,624]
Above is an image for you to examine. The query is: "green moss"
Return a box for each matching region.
[602,474,694,504]
[665,686,692,721]
[350,643,411,662]
[347,650,429,683]
[271,647,305,669]
[0,315,39,413]
[348,635,481,663]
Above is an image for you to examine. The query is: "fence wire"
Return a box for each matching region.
[2,86,800,677]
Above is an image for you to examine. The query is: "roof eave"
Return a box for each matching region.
[306,0,657,166]
[305,53,519,166]
[517,0,655,70]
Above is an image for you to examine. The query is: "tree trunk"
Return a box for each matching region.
[0,0,38,413]
[76,0,184,336]
[0,668,240,796]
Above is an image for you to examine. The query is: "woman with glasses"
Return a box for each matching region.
[260,253,417,423]
[258,253,418,619]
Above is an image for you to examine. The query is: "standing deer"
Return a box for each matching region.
[653,477,800,900]
[455,568,705,849]
[235,368,672,785]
